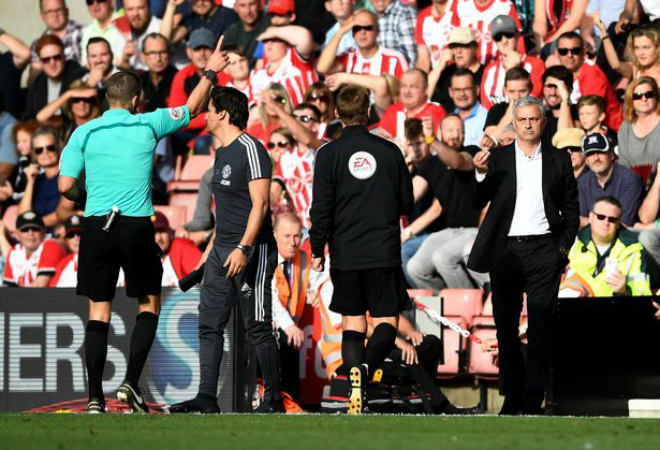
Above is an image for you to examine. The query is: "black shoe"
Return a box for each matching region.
[253,400,285,413]
[169,396,221,414]
[117,381,149,413]
[87,398,106,414]
[438,403,480,415]
[348,365,367,415]
[499,396,522,416]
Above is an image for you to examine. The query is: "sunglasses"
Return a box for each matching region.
[273,96,287,105]
[86,0,107,5]
[593,213,620,224]
[71,97,94,104]
[309,93,329,102]
[294,114,317,123]
[352,25,375,34]
[34,144,57,155]
[40,54,63,64]
[557,46,582,56]
[20,227,42,233]
[66,231,82,239]
[493,32,515,42]
[632,90,656,101]
[267,141,290,149]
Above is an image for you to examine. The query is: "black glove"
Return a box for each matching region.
[178,264,205,292]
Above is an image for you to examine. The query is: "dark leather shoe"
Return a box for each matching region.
[521,390,544,415]
[499,396,522,416]
[169,396,221,414]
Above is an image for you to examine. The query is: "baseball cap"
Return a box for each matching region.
[64,215,83,234]
[188,28,216,49]
[447,28,476,46]
[16,211,45,232]
[490,15,517,37]
[152,211,171,232]
[268,0,295,15]
[552,128,585,150]
[582,132,610,155]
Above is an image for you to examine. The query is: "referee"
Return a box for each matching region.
[169,86,283,414]
[58,38,229,414]
[309,85,414,415]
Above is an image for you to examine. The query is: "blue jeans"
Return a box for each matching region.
[402,233,429,287]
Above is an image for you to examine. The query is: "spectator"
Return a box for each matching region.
[304,82,338,139]
[266,0,297,26]
[429,27,483,112]
[533,0,588,53]
[594,19,660,88]
[378,69,446,143]
[0,31,31,117]
[222,44,255,105]
[9,120,41,203]
[617,76,660,186]
[540,65,576,146]
[323,0,358,57]
[18,127,76,227]
[267,128,297,219]
[80,0,126,68]
[0,96,17,185]
[400,118,444,286]
[152,211,202,286]
[271,213,324,399]
[317,9,409,78]
[23,35,86,120]
[222,0,270,68]
[174,168,215,247]
[247,83,293,145]
[49,214,83,287]
[578,133,644,228]
[480,14,545,109]
[29,0,83,73]
[636,159,660,268]
[552,128,589,181]
[169,0,239,45]
[560,196,651,297]
[369,0,417,64]
[139,33,178,112]
[407,114,485,290]
[557,31,623,131]
[577,95,619,151]
[482,67,531,149]
[250,25,316,106]
[82,37,118,94]
[449,68,487,146]
[114,0,165,71]
[2,211,65,287]
[414,0,457,72]
[36,79,100,144]
[451,0,523,65]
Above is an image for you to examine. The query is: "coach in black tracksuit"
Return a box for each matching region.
[309,85,414,414]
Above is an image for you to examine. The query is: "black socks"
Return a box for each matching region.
[126,311,159,387]
[85,320,109,401]
[342,330,366,368]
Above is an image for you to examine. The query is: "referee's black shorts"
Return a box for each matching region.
[329,266,410,318]
[77,215,163,301]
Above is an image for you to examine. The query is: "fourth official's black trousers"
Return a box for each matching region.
[489,236,564,414]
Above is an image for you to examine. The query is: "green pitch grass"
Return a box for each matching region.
[0,414,658,450]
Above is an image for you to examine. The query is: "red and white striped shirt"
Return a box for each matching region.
[379,102,447,141]
[338,46,409,78]
[415,4,458,69]
[274,145,316,229]
[3,239,64,287]
[480,53,545,108]
[250,49,317,106]
[451,0,523,65]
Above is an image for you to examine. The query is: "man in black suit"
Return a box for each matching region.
[468,96,579,415]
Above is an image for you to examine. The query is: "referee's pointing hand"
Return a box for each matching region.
[224,248,248,278]
[205,35,230,73]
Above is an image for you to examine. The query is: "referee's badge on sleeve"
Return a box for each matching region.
[348,151,377,180]
[169,107,185,120]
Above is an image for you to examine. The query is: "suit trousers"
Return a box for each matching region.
[489,236,564,406]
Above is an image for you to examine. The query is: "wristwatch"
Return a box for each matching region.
[236,244,252,257]
[202,69,218,84]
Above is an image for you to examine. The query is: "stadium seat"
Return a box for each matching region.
[407,289,434,298]
[2,205,18,235]
[440,289,483,327]
[436,315,467,378]
[169,192,199,223]
[168,155,214,192]
[467,325,499,380]
[154,205,188,230]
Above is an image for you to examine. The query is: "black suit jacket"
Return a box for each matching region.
[467,142,579,273]
[23,60,87,120]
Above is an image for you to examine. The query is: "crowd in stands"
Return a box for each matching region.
[2,0,660,302]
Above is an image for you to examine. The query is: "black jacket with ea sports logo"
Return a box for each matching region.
[309,125,414,271]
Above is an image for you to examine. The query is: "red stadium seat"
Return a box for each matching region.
[468,324,499,380]
[169,155,214,192]
[169,192,199,223]
[154,205,188,230]
[2,205,18,235]
[436,315,467,378]
[440,289,483,327]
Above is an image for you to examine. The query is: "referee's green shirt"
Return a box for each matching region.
[60,106,190,217]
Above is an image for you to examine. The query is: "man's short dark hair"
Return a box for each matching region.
[542,65,574,89]
[141,32,169,52]
[558,31,584,49]
[336,85,370,126]
[223,43,246,57]
[87,36,112,54]
[293,102,321,121]
[404,118,423,141]
[591,195,622,213]
[106,71,142,106]
[210,86,249,130]
[505,66,531,86]
[450,67,475,86]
